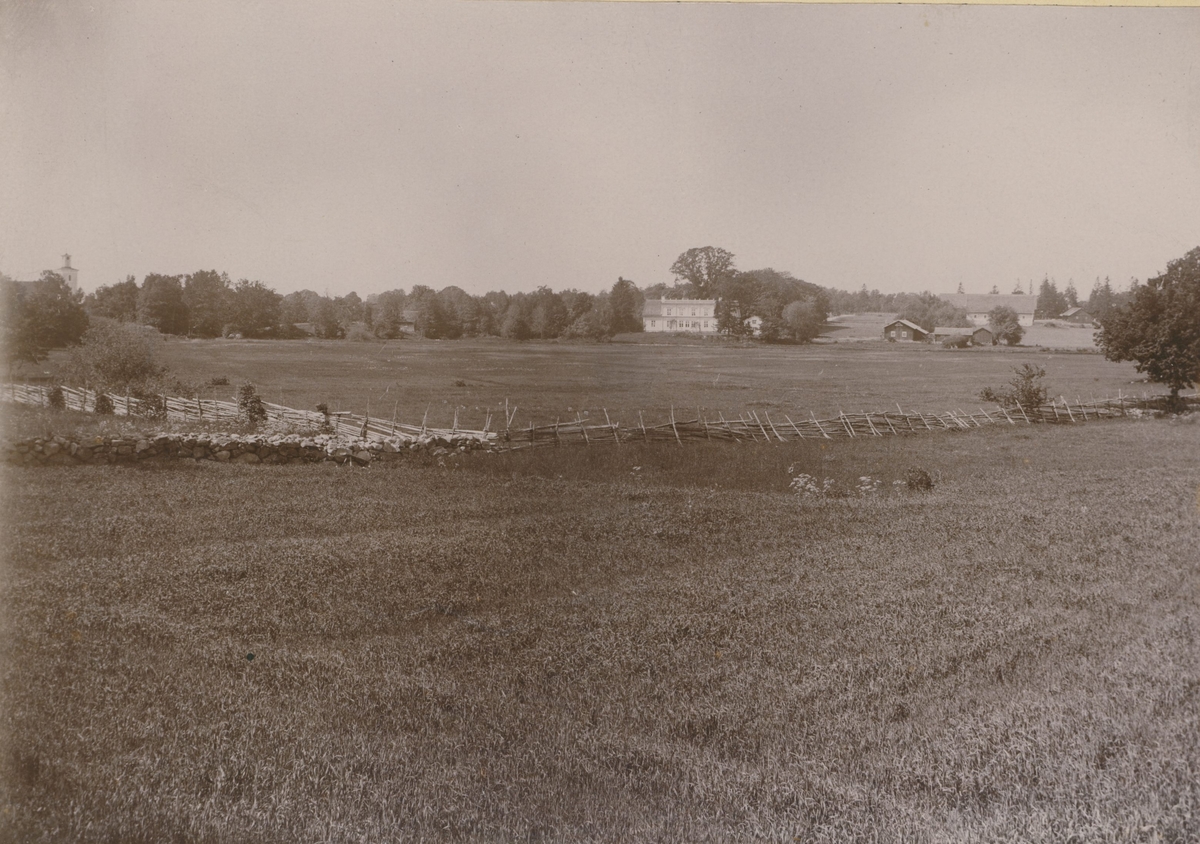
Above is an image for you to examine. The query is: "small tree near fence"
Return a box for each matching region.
[238,383,268,427]
[979,364,1049,409]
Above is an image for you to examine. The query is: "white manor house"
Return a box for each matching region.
[641,298,719,334]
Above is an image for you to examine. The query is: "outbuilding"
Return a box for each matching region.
[883,319,930,342]
[1059,306,1095,325]
[933,325,995,346]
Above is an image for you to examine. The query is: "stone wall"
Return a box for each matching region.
[4,432,493,467]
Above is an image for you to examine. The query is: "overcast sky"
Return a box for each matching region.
[2,1,1198,298]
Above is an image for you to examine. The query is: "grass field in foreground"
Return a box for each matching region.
[2,417,1198,841]
[66,335,1155,427]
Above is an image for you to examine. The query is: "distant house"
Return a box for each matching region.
[883,319,930,342]
[933,325,993,346]
[939,293,1035,327]
[1059,306,1094,325]
[744,315,763,336]
[642,298,719,334]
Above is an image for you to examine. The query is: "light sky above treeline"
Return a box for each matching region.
[2,2,1198,299]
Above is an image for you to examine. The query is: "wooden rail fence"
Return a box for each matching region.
[2,383,1193,450]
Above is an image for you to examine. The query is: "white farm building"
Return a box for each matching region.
[939,293,1035,327]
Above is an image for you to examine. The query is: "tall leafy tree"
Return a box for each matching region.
[311,297,343,338]
[670,247,736,299]
[86,276,140,322]
[2,273,89,371]
[1098,246,1200,403]
[608,277,642,334]
[280,291,312,326]
[988,306,1024,345]
[227,280,282,336]
[183,270,230,337]
[138,274,189,335]
[371,290,409,338]
[528,286,568,338]
[781,299,825,342]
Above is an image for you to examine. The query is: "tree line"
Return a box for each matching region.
[72,247,832,344]
[4,246,1196,405]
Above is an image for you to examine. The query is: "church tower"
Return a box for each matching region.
[58,253,79,290]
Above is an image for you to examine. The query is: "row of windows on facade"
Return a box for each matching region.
[647,320,713,329]
[662,307,710,317]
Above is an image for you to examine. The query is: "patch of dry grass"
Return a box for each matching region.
[1,419,1198,841]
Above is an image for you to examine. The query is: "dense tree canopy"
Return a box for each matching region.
[1036,277,1069,320]
[183,270,231,337]
[87,276,140,323]
[2,273,89,370]
[988,306,1025,346]
[670,247,736,299]
[895,293,970,333]
[138,274,189,335]
[68,317,164,394]
[1099,246,1200,400]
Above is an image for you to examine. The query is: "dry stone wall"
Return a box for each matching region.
[4,432,492,467]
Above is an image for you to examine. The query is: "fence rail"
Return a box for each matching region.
[2,383,1193,450]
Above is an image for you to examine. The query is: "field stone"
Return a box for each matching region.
[44,442,61,456]
[353,450,372,464]
[236,452,260,464]
[213,450,231,462]
[115,446,133,456]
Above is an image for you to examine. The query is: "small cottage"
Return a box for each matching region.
[883,319,930,342]
[970,326,995,346]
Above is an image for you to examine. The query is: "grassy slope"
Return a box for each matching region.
[2,417,1198,842]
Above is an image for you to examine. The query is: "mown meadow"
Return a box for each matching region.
[121,336,1151,429]
[2,403,1198,841]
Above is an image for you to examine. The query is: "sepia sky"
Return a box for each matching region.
[2,1,1198,298]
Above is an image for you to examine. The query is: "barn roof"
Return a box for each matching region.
[940,293,1035,315]
[885,319,929,333]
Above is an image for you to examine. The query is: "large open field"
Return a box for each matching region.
[55,335,1158,429]
[3,340,1197,841]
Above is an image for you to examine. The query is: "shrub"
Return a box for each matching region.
[904,467,934,491]
[209,376,230,386]
[316,403,333,433]
[68,317,165,395]
[942,335,970,349]
[47,386,65,411]
[93,393,114,415]
[979,364,1049,409]
[132,390,167,419]
[238,383,268,426]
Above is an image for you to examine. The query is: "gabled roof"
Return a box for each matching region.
[1060,306,1089,317]
[940,293,1035,314]
[885,319,929,334]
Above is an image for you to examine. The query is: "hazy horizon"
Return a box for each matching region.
[3,2,1197,298]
